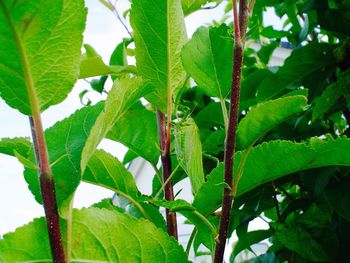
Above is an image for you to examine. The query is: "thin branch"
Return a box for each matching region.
[29,116,66,263]
[107,0,132,37]
[213,0,252,261]
[156,110,178,239]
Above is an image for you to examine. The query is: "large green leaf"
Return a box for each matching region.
[181,24,233,99]
[81,77,145,172]
[194,137,350,215]
[256,43,336,101]
[0,137,31,158]
[0,208,189,263]
[174,118,205,193]
[24,103,104,212]
[237,95,307,149]
[130,0,187,112]
[83,149,139,197]
[0,0,86,115]
[107,108,160,165]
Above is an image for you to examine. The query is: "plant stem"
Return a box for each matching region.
[214,0,250,261]
[156,110,178,239]
[29,116,66,263]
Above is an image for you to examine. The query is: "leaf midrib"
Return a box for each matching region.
[0,1,40,116]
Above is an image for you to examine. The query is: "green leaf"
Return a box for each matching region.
[274,219,330,261]
[174,118,205,193]
[194,101,225,129]
[0,208,190,263]
[107,108,160,165]
[231,229,274,260]
[109,38,133,81]
[261,26,290,39]
[154,199,217,251]
[182,24,233,99]
[194,137,350,215]
[312,70,350,121]
[256,43,336,102]
[325,178,350,221]
[24,103,104,212]
[81,77,145,172]
[130,0,187,112]
[237,95,308,149]
[79,44,136,79]
[0,0,86,115]
[83,149,139,198]
[0,137,31,158]
[181,0,222,15]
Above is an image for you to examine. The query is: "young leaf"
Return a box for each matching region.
[237,95,308,149]
[194,137,350,215]
[24,103,104,212]
[256,43,336,102]
[0,208,190,263]
[79,44,136,79]
[130,0,187,112]
[0,137,31,158]
[182,24,233,99]
[81,77,145,172]
[0,0,86,115]
[174,118,205,193]
[107,108,160,165]
[83,149,139,198]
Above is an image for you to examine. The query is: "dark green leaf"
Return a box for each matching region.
[231,229,274,260]
[256,43,336,102]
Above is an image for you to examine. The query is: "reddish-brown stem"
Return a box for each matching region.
[214,0,250,261]
[156,110,178,239]
[29,116,66,263]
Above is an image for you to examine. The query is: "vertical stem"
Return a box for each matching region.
[29,116,66,263]
[156,110,178,239]
[214,0,251,261]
